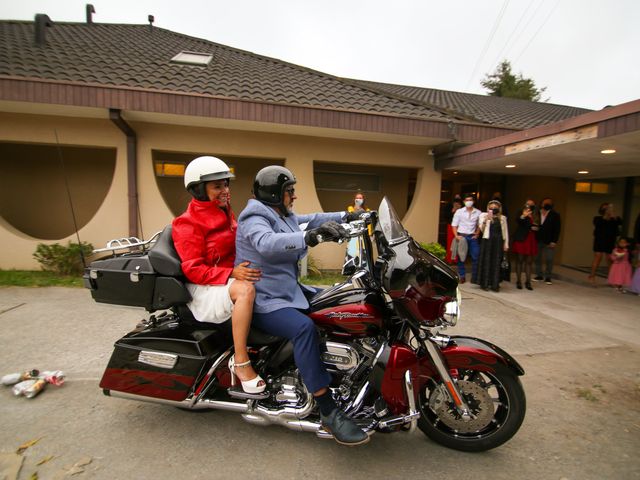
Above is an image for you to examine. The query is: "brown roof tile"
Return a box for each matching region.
[349,79,592,130]
[0,21,457,122]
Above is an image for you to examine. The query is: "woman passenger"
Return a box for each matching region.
[172,156,265,393]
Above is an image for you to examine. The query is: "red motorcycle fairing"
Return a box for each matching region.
[380,337,525,414]
[309,303,383,337]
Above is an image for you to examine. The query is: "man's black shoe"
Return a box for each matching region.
[320,409,370,446]
[533,276,543,281]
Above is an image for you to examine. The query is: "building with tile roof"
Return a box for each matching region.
[0,14,638,271]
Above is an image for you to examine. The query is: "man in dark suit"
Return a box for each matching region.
[534,197,561,284]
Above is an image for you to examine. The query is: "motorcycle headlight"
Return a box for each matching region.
[442,287,461,327]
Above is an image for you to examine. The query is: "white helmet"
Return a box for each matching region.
[184,156,234,201]
[184,156,234,189]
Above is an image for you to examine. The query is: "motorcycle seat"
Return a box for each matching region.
[153,227,282,346]
[148,225,183,277]
[175,304,282,346]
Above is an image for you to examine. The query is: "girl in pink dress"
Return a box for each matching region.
[608,237,632,292]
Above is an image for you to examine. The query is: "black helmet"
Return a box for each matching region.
[253,166,296,215]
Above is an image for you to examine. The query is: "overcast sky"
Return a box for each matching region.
[2,0,638,110]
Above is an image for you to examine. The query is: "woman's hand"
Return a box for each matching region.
[231,261,262,283]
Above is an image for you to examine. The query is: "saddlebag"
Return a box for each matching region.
[83,255,190,311]
[100,318,229,402]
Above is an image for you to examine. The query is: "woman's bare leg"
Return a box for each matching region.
[229,280,258,382]
[589,252,603,280]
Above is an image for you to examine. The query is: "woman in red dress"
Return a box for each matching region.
[511,203,539,290]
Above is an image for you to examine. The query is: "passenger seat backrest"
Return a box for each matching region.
[148,225,184,277]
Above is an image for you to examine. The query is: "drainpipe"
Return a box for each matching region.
[109,109,139,238]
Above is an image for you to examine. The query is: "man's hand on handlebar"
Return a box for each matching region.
[304,221,347,247]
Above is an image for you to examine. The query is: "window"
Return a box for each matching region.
[154,161,235,177]
[575,181,610,194]
[314,170,380,192]
[170,51,213,66]
[154,161,186,177]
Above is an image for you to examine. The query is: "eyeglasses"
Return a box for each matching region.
[284,187,295,196]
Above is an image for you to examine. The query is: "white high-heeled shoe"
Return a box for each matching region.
[228,355,266,394]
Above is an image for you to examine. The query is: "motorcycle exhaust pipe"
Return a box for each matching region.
[106,390,250,413]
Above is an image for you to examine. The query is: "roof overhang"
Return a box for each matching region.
[0,76,515,147]
[435,99,640,179]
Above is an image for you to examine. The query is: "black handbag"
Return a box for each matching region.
[500,254,511,282]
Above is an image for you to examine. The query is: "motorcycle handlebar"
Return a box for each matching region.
[316,213,375,244]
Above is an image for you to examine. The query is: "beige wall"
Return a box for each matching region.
[134,122,437,270]
[0,112,128,269]
[0,111,439,270]
[0,143,116,239]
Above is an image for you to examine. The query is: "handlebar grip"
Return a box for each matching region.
[316,234,345,244]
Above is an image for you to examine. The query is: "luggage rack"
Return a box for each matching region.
[92,231,162,256]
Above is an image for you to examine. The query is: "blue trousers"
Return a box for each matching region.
[457,234,480,281]
[252,307,331,393]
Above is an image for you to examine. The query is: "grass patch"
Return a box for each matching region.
[0,269,348,289]
[0,270,83,288]
[300,272,347,286]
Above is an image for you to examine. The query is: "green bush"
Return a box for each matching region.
[419,242,446,260]
[33,241,94,275]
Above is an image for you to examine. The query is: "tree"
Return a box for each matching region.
[481,60,546,102]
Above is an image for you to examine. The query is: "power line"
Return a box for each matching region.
[507,0,549,58]
[490,0,537,69]
[514,0,562,63]
[465,0,511,90]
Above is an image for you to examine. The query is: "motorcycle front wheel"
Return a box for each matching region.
[417,366,526,452]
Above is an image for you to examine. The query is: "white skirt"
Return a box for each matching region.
[185,279,234,324]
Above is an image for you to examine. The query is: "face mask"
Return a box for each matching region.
[490,208,500,214]
[354,198,364,207]
[526,204,535,211]
[543,204,553,211]
[464,201,474,208]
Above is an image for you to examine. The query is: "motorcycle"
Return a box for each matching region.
[84,197,525,452]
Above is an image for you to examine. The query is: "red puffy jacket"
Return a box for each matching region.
[172,199,237,285]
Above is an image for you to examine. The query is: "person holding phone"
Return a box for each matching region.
[511,203,539,290]
[589,202,622,284]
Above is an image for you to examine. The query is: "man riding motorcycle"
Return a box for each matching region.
[235,165,368,446]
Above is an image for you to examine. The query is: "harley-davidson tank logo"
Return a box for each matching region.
[325,312,374,319]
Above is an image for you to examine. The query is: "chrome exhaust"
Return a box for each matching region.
[106,390,250,413]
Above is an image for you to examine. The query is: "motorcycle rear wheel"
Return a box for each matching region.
[417,366,526,452]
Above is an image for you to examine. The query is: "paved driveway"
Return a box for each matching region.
[0,280,638,480]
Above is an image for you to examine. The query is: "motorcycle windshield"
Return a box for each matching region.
[376,197,459,325]
[378,197,409,246]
